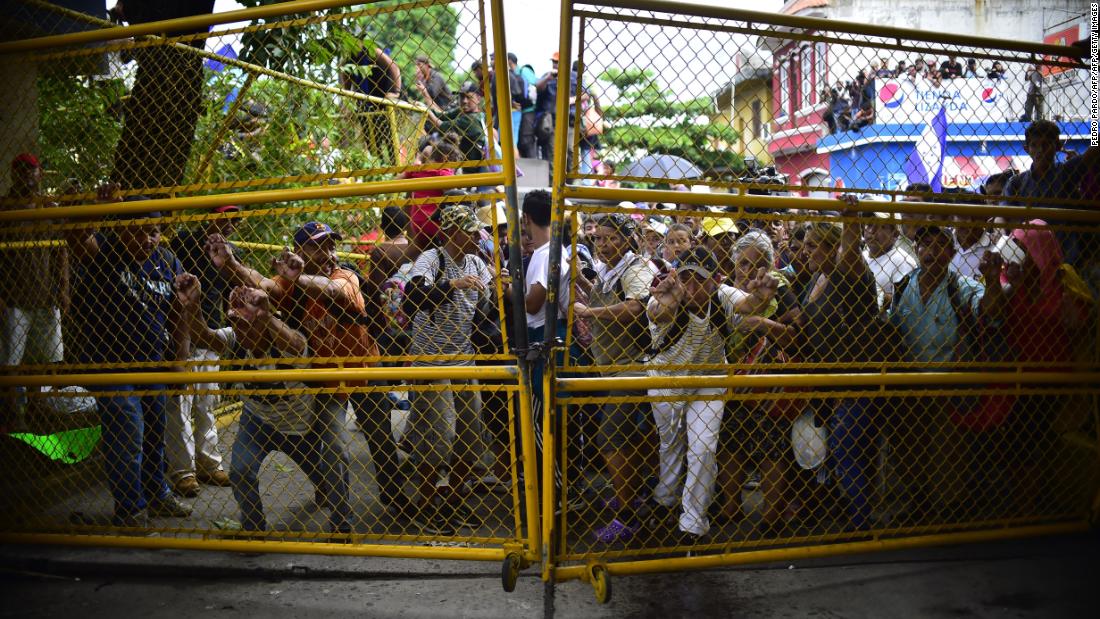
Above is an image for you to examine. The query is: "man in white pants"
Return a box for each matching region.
[646,248,776,543]
[1,154,67,433]
[163,205,241,496]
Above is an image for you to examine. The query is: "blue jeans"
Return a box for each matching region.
[828,397,872,531]
[97,386,171,519]
[230,401,352,533]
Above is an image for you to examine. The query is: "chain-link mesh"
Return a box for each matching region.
[0,0,538,558]
[540,1,1100,585]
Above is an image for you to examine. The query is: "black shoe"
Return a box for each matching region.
[446,503,483,529]
[409,506,457,536]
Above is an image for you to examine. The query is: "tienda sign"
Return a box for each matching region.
[874,78,1017,124]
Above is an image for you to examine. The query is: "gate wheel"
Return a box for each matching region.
[590,564,611,604]
[501,553,522,592]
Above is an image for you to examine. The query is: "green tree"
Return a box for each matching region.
[597,67,742,176]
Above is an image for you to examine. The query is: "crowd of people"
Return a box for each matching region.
[344,46,599,172]
[822,53,1032,134]
[2,67,1096,547]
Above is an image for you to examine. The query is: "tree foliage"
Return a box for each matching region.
[598,67,742,175]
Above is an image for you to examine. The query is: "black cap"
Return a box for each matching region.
[676,247,718,278]
[593,212,635,238]
[914,224,952,243]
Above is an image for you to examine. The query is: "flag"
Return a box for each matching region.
[204,43,238,73]
[903,105,947,192]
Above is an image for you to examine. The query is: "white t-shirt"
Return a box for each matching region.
[525,241,572,329]
[951,232,996,280]
[215,327,313,436]
[864,246,917,297]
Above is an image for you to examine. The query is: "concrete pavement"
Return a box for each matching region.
[1,531,1095,618]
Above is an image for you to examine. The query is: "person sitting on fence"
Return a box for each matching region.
[207,222,396,525]
[646,247,777,544]
[413,53,453,112]
[402,204,494,535]
[175,277,351,535]
[862,212,917,311]
[342,44,402,165]
[66,188,192,528]
[426,84,487,175]
[571,213,659,544]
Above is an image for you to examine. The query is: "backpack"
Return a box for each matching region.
[403,248,502,355]
[646,289,735,357]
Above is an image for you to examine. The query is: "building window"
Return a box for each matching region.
[800,46,813,110]
[815,41,827,102]
[778,59,789,118]
[751,99,762,138]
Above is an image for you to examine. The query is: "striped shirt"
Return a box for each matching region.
[407,248,492,366]
[646,285,749,391]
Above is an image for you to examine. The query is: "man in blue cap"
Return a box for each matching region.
[67,187,192,528]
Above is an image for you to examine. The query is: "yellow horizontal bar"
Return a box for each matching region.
[233,241,370,262]
[0,365,518,388]
[0,0,366,54]
[0,532,509,561]
[0,173,505,224]
[0,239,64,249]
[554,520,1087,582]
[556,371,1100,393]
[592,0,1083,59]
[563,186,1100,224]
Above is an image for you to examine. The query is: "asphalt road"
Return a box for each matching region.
[1,531,1095,618]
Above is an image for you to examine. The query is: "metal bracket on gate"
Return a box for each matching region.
[517,338,564,363]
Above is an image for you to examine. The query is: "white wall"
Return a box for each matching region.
[829,0,1088,44]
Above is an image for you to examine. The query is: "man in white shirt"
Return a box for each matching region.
[520,190,573,491]
[862,212,917,309]
[951,215,997,280]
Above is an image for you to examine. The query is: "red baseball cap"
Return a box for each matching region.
[11,153,40,169]
[212,204,241,214]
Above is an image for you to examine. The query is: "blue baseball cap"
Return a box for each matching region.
[293,221,342,246]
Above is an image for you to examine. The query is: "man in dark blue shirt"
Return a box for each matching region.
[1002,120,1100,265]
[68,191,191,528]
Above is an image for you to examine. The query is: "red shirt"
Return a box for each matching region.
[403,168,455,244]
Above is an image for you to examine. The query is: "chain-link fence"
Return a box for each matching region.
[0,0,541,585]
[539,0,1100,603]
[2,0,1099,606]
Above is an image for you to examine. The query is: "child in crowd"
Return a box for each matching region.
[405,135,462,247]
[662,223,694,266]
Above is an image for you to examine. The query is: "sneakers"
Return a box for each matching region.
[409,505,456,536]
[592,518,639,544]
[148,495,193,518]
[446,503,483,529]
[198,469,231,487]
[112,511,150,529]
[173,476,200,498]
